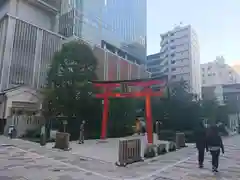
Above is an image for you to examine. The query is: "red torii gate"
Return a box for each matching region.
[91,77,167,144]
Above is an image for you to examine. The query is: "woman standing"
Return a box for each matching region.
[135,118,141,135]
[206,125,224,172]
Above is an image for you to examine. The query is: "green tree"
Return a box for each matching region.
[200,98,219,125]
[152,80,202,131]
[44,41,102,138]
[216,104,229,125]
[108,98,138,137]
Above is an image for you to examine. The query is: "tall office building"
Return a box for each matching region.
[59,0,147,63]
[0,0,149,91]
[147,25,201,96]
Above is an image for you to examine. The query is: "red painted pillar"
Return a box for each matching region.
[145,94,153,144]
[101,97,109,139]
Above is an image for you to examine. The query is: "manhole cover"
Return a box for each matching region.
[79,158,88,161]
[150,159,158,162]
[96,140,108,144]
[85,172,92,176]
[52,169,61,172]
[0,144,14,147]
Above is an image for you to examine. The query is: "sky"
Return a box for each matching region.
[147,0,240,65]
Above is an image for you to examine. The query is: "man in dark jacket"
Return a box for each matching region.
[195,122,207,168]
[206,125,224,172]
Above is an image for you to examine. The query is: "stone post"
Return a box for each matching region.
[79,120,85,144]
[40,124,46,146]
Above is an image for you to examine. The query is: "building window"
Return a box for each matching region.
[171,60,176,64]
[172,75,176,79]
[171,53,175,57]
[224,96,228,101]
[170,32,174,36]
[171,67,176,71]
[202,80,205,84]
[164,68,169,73]
[170,46,176,49]
[170,39,174,43]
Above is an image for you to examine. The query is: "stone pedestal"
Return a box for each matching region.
[40,134,46,146]
[153,133,158,144]
[54,132,70,150]
[117,138,142,166]
[144,144,157,158]
[176,132,186,149]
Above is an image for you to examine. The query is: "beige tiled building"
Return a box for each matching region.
[0,86,43,136]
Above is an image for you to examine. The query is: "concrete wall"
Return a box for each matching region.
[0,0,56,31]
[17,0,55,30]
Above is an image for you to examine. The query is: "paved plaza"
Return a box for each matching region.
[0,135,239,179]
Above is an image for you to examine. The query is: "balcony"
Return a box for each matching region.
[27,0,61,13]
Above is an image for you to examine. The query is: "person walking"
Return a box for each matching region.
[206,125,224,172]
[195,122,207,168]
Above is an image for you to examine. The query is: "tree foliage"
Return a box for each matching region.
[42,41,231,139]
[200,98,219,124]
[152,79,231,132]
[46,41,98,117]
[152,80,202,131]
[108,98,138,137]
[43,41,102,138]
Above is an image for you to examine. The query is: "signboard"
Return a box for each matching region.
[12,101,39,110]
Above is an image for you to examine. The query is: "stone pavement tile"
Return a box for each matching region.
[0,147,112,180]
[139,136,240,180]
[1,135,240,180]
[0,136,199,179]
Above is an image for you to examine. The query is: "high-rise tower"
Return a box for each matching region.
[59,0,147,63]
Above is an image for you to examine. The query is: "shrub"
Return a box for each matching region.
[158,130,175,141]
[218,124,229,136]
[144,145,156,158]
[24,129,40,138]
[168,142,176,152]
[157,144,167,155]
[184,131,195,143]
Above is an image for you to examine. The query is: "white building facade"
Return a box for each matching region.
[147,25,201,96]
[0,0,63,90]
[201,56,240,87]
